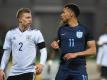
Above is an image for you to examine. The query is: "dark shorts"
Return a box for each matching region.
[55,63,88,80]
[7,72,34,80]
[101,66,107,79]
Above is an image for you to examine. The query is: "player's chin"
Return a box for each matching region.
[60,17,65,21]
[27,23,32,26]
[62,19,68,23]
[36,72,41,75]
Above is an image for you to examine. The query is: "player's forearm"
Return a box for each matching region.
[76,46,96,57]
[0,49,11,71]
[40,48,47,66]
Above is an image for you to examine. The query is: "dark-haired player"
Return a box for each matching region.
[51,4,96,80]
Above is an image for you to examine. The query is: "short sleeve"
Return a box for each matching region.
[97,36,103,46]
[35,30,45,49]
[97,35,107,45]
[3,31,12,50]
[85,27,94,41]
[35,30,45,43]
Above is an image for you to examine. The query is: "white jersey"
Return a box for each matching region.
[3,27,45,76]
[97,34,107,67]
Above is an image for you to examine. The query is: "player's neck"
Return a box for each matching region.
[19,24,29,32]
[68,17,79,27]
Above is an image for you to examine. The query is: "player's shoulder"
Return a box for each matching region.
[30,27,39,30]
[58,23,68,31]
[79,24,88,29]
[7,26,18,34]
[29,27,42,34]
[98,34,107,45]
[99,34,107,39]
[79,24,91,33]
[60,23,68,28]
[8,26,18,32]
[29,27,40,32]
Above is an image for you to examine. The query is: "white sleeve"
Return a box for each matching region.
[97,35,107,45]
[3,31,12,50]
[0,49,11,71]
[96,47,103,65]
[40,48,47,65]
[35,30,45,43]
[97,37,103,45]
[35,30,47,65]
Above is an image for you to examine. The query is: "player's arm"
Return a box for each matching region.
[36,47,47,75]
[64,27,96,59]
[35,30,47,75]
[0,49,11,80]
[75,26,96,57]
[51,38,60,49]
[77,27,96,57]
[0,50,11,80]
[0,49,11,71]
[37,42,47,66]
[76,40,96,56]
[0,31,12,80]
[64,40,96,59]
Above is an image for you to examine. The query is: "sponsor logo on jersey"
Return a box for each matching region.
[76,31,83,38]
[61,33,66,36]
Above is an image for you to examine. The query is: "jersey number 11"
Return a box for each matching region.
[69,39,74,47]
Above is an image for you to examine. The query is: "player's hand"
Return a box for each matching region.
[64,53,78,60]
[35,64,44,75]
[51,40,59,49]
[0,69,5,80]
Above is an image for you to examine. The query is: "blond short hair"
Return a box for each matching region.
[16,8,31,19]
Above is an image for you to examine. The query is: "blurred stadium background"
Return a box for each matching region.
[0,0,107,80]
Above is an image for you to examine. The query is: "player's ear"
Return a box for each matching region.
[70,10,75,17]
[18,18,22,23]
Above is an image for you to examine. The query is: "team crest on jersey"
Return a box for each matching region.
[76,31,83,38]
[26,35,31,40]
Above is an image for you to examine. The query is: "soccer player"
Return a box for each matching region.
[96,24,107,80]
[51,4,96,80]
[0,8,47,80]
